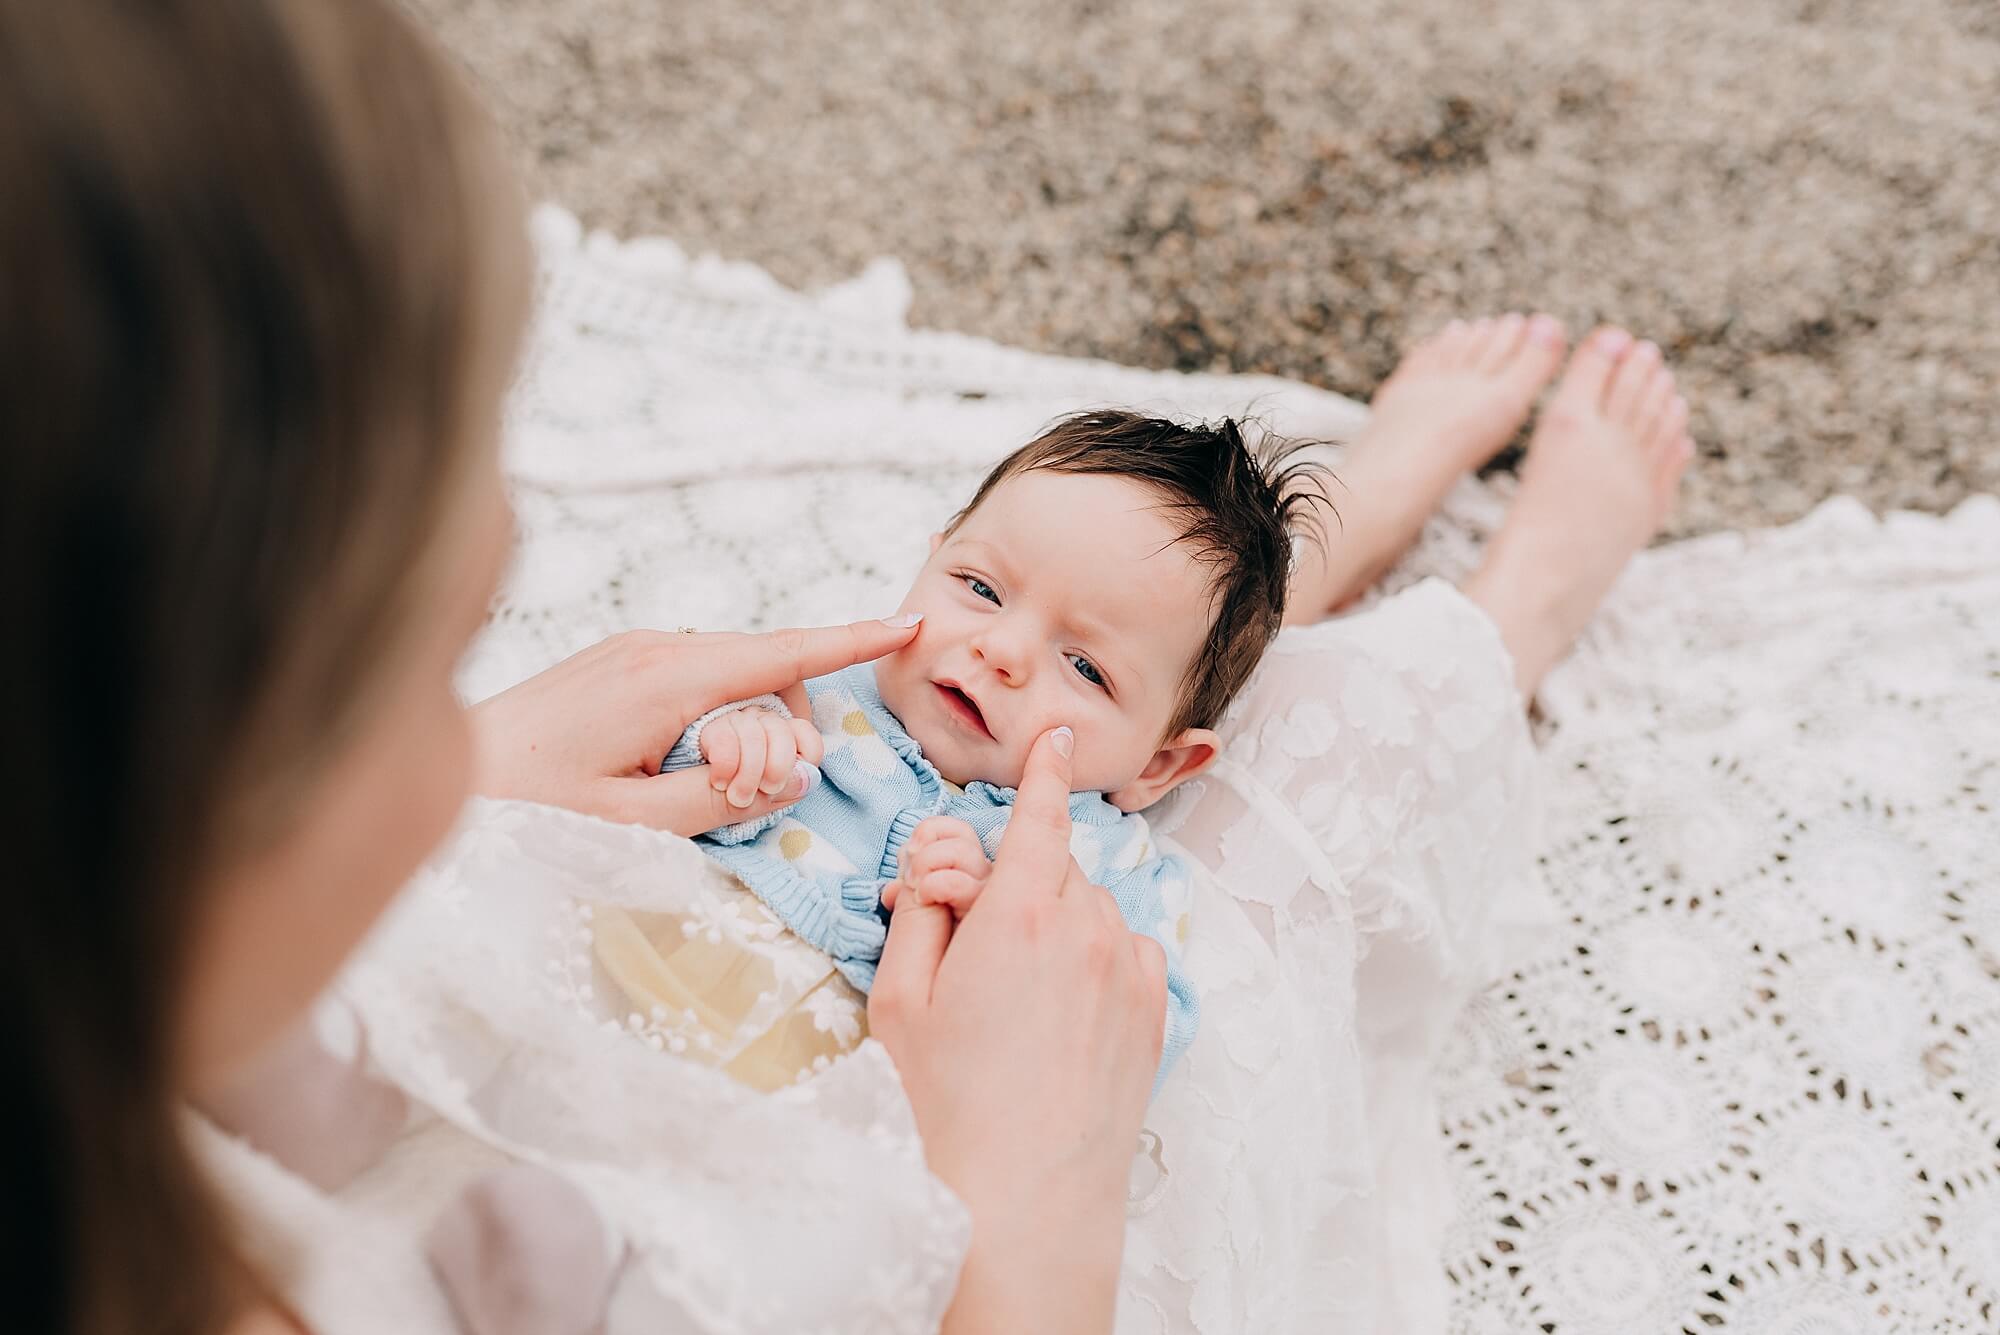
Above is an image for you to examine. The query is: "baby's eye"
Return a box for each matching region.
[1069,654,1107,689]
[961,574,999,604]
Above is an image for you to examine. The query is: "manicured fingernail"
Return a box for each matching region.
[882,612,923,628]
[1050,726,1074,758]
[1528,314,1565,346]
[785,760,818,799]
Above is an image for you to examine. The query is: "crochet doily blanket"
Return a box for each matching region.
[494,208,2000,1333]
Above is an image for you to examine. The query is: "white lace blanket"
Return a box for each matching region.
[490,209,2000,1334]
[1441,496,2000,1334]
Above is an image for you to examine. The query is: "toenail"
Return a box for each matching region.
[1596,329,1633,356]
[1528,314,1565,346]
[1636,340,1661,362]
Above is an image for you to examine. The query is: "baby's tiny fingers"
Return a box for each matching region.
[898,822,942,863]
[700,717,743,790]
[789,717,824,768]
[909,814,979,849]
[905,842,951,880]
[728,716,767,808]
[757,711,796,795]
[914,869,985,913]
[908,833,989,881]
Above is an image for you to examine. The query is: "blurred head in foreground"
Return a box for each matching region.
[0,1,529,1329]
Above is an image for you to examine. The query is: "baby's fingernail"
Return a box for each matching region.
[1050,726,1074,758]
[881,612,923,628]
[784,760,818,799]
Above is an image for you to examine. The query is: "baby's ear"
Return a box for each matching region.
[1108,728,1220,813]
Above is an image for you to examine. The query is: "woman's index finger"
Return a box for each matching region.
[990,727,1077,893]
[691,617,922,702]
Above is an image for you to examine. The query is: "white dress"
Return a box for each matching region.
[203,209,1544,1334]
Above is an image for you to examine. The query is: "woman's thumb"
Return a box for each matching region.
[870,894,953,1027]
[599,762,817,837]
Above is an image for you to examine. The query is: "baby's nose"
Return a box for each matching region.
[972,621,1036,681]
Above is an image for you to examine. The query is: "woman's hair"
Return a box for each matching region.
[946,409,1334,737]
[0,2,524,1331]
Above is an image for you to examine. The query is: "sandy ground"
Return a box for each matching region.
[413,0,1998,536]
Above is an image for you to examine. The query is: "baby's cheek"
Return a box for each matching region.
[1066,722,1159,795]
[993,738,1033,790]
[872,643,923,719]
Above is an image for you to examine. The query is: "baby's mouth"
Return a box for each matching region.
[933,680,992,740]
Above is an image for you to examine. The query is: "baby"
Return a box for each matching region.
[662,409,1327,1090]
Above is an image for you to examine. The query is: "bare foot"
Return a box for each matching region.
[1464,327,1695,698]
[1288,312,1568,622]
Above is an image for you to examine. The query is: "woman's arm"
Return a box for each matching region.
[870,729,1166,1334]
[468,616,920,835]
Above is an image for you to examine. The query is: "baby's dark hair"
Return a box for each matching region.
[946,409,1333,738]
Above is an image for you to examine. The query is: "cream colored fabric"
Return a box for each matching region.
[591,892,868,1093]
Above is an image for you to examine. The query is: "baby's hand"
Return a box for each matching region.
[882,815,991,917]
[698,707,824,810]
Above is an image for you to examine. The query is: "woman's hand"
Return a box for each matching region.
[870,727,1168,1335]
[469,616,920,835]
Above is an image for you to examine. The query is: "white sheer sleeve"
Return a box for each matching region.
[204,800,968,1335]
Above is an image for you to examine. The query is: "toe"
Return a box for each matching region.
[1654,433,1695,518]
[1499,311,1567,390]
[1402,326,1450,376]
[1656,393,1688,461]
[1651,393,1690,457]
[1474,313,1529,372]
[1427,318,1473,369]
[1525,311,1568,356]
[1635,373,1677,450]
[1604,339,1664,422]
[1454,317,1495,368]
[1548,325,1633,417]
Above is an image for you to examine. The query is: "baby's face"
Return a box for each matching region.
[874,470,1217,805]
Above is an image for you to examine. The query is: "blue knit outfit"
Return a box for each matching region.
[662,663,1199,1095]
